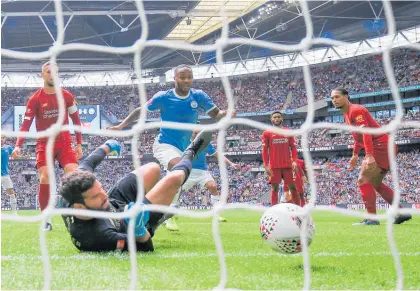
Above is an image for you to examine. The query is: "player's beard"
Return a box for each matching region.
[101,200,111,211]
[272,120,283,127]
[46,81,54,87]
[86,200,111,212]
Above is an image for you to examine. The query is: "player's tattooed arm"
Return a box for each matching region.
[108,107,142,130]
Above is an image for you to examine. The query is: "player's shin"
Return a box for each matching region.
[211,194,220,205]
[270,190,278,206]
[374,183,397,206]
[359,182,377,214]
[39,184,50,211]
[9,194,17,213]
[299,193,305,207]
[289,189,301,206]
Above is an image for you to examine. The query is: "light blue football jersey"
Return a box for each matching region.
[1,145,13,176]
[192,143,217,170]
[147,88,216,151]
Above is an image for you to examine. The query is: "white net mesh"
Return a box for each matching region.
[1,0,420,290]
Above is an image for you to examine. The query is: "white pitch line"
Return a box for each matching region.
[2,251,419,262]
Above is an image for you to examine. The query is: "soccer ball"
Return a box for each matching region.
[260,203,315,254]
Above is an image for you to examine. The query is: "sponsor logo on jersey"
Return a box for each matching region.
[190,101,198,108]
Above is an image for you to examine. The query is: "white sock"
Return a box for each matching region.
[171,189,181,206]
[9,194,17,212]
[210,195,220,206]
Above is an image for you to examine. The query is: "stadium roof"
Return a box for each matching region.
[1,0,419,74]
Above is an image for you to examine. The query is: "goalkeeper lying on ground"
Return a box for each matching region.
[60,131,211,252]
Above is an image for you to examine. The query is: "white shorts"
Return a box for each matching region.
[153,139,182,170]
[182,169,215,192]
[1,175,14,190]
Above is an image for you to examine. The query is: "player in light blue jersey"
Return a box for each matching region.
[1,136,18,215]
[108,64,233,171]
[165,130,241,231]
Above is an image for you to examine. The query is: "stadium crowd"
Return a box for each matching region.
[315,150,420,205]
[2,109,418,159]
[2,150,419,210]
[2,49,419,116]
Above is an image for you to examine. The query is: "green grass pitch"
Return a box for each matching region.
[1,210,419,290]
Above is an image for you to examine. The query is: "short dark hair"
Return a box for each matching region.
[332,88,349,96]
[174,64,192,74]
[61,171,96,205]
[270,111,282,117]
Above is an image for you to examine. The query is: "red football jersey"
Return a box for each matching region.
[261,129,298,169]
[344,103,388,154]
[16,88,82,147]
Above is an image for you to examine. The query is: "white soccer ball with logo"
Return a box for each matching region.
[260,203,315,254]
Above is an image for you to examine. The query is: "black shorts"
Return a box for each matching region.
[108,172,163,236]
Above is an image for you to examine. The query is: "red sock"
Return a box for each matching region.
[39,184,50,211]
[359,182,377,214]
[299,194,305,207]
[290,189,301,206]
[375,183,397,206]
[270,190,278,206]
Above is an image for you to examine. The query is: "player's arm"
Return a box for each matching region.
[197,90,235,121]
[207,107,236,121]
[261,131,272,176]
[289,136,298,170]
[13,97,37,159]
[353,109,376,170]
[301,164,308,184]
[99,229,154,252]
[78,140,121,173]
[108,91,164,130]
[213,151,241,170]
[66,93,83,158]
[73,224,153,252]
[349,135,362,170]
[209,143,240,170]
[108,107,142,130]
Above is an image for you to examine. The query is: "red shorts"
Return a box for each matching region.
[36,142,78,169]
[269,168,294,185]
[370,143,398,173]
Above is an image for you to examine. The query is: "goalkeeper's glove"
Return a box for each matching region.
[124,202,150,237]
[104,139,121,156]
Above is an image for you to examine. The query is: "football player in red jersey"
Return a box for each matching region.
[262,111,300,206]
[11,62,83,230]
[331,88,411,225]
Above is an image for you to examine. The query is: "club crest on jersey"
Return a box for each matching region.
[42,103,48,107]
[355,115,364,122]
[190,101,198,109]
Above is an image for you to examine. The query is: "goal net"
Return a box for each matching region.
[1,0,419,290]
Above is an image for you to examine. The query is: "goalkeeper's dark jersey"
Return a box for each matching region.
[60,148,153,252]
[62,198,130,252]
